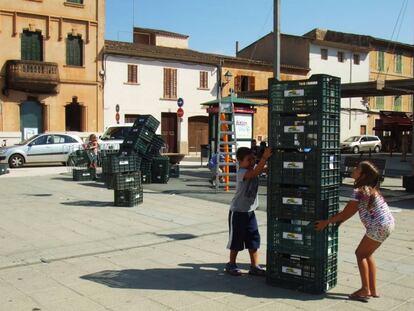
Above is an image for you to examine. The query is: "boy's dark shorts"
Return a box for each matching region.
[227,210,260,251]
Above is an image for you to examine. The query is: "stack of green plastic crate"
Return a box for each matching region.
[267,74,341,294]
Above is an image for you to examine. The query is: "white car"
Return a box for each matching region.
[0,133,83,168]
[99,124,133,151]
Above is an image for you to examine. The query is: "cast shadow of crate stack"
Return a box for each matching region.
[99,115,172,207]
[267,74,341,294]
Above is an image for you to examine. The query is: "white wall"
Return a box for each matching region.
[309,43,370,141]
[155,35,189,49]
[104,55,218,153]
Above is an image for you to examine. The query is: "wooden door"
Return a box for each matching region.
[188,116,208,153]
[161,113,177,153]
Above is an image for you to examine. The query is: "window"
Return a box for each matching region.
[31,135,47,146]
[378,51,385,71]
[127,64,138,83]
[51,135,66,144]
[66,0,83,3]
[163,68,177,99]
[125,114,139,123]
[353,54,360,65]
[395,54,402,74]
[394,96,402,112]
[199,71,209,89]
[360,125,367,135]
[321,48,328,60]
[235,75,255,92]
[337,51,344,63]
[375,97,385,110]
[21,30,43,61]
[64,135,78,143]
[66,35,83,66]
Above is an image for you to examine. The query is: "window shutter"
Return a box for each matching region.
[133,65,137,83]
[234,76,241,92]
[21,32,29,60]
[248,76,255,91]
[172,69,177,98]
[163,68,169,98]
[378,52,384,71]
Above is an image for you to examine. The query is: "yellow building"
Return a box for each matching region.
[0,0,105,144]
[368,39,413,137]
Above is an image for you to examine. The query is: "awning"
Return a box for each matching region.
[201,94,261,106]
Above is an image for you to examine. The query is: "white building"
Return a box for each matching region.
[104,28,219,154]
[305,29,370,141]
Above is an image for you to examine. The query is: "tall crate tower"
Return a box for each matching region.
[267,74,341,294]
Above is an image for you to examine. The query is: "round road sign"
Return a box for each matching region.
[177,98,184,107]
[177,107,184,118]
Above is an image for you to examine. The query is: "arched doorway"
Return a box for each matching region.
[65,97,84,132]
[20,100,43,139]
[188,116,209,153]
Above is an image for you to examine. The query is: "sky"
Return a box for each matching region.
[106,0,414,56]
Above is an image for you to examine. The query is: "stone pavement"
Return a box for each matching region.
[0,172,413,311]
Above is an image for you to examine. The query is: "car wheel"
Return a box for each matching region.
[353,146,360,154]
[374,146,380,153]
[9,154,25,168]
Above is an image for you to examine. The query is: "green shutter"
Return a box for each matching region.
[67,0,83,3]
[21,31,42,61]
[378,51,384,72]
[394,96,402,112]
[376,97,384,110]
[66,35,83,66]
[395,54,402,74]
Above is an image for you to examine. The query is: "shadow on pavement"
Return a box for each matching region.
[80,263,349,301]
[61,200,113,208]
[155,233,198,240]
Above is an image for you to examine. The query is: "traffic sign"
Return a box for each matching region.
[177,107,184,118]
[177,98,184,107]
[115,104,120,113]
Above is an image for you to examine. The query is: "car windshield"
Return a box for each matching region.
[344,136,361,142]
[17,135,40,145]
[101,127,131,141]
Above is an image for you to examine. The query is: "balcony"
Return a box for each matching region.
[6,60,60,94]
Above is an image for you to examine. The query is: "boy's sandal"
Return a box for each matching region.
[249,265,266,277]
[225,263,242,276]
[348,293,370,303]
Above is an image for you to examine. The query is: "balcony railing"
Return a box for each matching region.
[6,60,60,94]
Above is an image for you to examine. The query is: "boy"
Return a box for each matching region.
[226,146,272,276]
[208,153,224,186]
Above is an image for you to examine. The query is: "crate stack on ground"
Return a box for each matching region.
[119,115,169,185]
[71,149,96,181]
[267,74,341,294]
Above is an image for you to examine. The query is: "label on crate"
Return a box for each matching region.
[125,177,134,182]
[329,156,335,170]
[283,162,304,169]
[119,161,129,165]
[82,173,91,177]
[284,125,304,133]
[135,194,141,199]
[284,89,304,97]
[283,197,303,205]
[283,232,303,241]
[282,266,302,276]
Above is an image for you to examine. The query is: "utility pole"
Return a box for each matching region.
[274,0,281,80]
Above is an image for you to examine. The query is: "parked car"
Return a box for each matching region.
[341,135,382,154]
[99,124,133,151]
[0,133,83,168]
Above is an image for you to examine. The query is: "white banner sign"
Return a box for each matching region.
[235,114,252,140]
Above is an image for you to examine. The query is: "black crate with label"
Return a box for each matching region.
[114,187,144,207]
[113,171,141,190]
[73,168,96,181]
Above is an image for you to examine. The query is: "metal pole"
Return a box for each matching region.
[273,0,281,80]
[412,94,414,174]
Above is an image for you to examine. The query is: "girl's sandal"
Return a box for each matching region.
[370,295,380,298]
[348,293,370,303]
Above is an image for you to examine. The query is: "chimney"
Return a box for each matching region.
[236,41,239,55]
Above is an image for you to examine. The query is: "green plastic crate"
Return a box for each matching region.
[132,115,160,132]
[113,171,141,190]
[114,187,143,207]
[169,164,180,178]
[268,185,339,220]
[152,156,170,184]
[266,252,337,294]
[148,135,165,155]
[72,168,96,181]
[141,172,152,184]
[268,74,341,114]
[269,114,340,150]
[105,154,141,174]
[267,218,339,258]
[270,150,341,187]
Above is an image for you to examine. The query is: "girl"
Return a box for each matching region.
[315,161,395,302]
[86,134,98,169]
